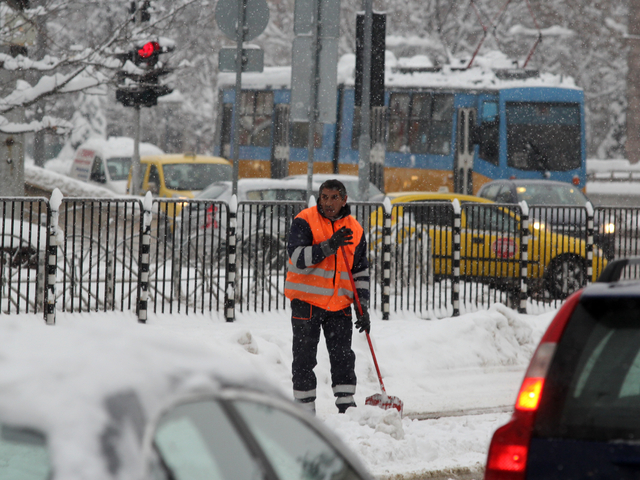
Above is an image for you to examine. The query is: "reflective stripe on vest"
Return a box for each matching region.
[285,207,363,312]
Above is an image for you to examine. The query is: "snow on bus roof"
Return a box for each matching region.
[218,50,579,91]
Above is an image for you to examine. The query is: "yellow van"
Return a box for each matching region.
[128,153,232,216]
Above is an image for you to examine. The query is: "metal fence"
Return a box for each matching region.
[2,195,638,322]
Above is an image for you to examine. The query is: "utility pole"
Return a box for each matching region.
[231,0,247,196]
[627,0,640,164]
[129,2,143,195]
[358,0,373,200]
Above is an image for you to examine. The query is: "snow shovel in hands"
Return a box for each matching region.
[340,247,404,416]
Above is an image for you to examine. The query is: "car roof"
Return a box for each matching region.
[140,154,231,165]
[385,191,495,204]
[77,137,163,158]
[0,316,283,479]
[196,178,310,200]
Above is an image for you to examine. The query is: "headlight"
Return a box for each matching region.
[172,194,190,208]
[532,221,545,230]
[602,222,615,234]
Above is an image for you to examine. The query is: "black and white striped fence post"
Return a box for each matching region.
[452,199,461,317]
[137,192,153,323]
[44,189,63,325]
[518,201,529,314]
[225,195,238,322]
[382,198,392,320]
[585,201,594,285]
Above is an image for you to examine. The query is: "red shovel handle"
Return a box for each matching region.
[340,246,388,397]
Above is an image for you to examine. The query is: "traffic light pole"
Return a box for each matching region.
[231,0,247,197]
[129,2,143,196]
[131,105,141,195]
[358,0,373,201]
[305,0,321,200]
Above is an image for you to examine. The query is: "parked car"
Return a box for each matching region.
[68,137,164,194]
[370,192,607,299]
[282,174,385,201]
[129,153,232,218]
[484,257,640,480]
[477,179,616,259]
[0,316,374,480]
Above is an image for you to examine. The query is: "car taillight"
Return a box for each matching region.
[484,290,583,480]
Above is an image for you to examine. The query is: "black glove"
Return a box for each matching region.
[354,306,370,334]
[327,227,353,253]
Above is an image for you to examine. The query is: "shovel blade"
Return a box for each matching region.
[365,393,404,416]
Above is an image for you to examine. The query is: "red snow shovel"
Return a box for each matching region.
[340,247,404,416]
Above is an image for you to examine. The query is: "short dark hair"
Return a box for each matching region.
[318,179,347,199]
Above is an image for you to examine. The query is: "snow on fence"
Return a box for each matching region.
[2,194,638,322]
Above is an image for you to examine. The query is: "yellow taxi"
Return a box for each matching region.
[371,192,608,299]
[127,153,232,217]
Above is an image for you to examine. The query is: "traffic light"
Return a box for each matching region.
[116,39,174,108]
[129,0,151,23]
[355,12,386,107]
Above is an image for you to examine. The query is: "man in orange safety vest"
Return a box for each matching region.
[285,179,370,414]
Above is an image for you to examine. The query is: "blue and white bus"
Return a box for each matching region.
[213,55,586,195]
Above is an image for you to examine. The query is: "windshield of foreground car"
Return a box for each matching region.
[0,424,51,479]
[515,184,588,206]
[164,164,232,191]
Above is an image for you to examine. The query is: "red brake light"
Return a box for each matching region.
[138,41,159,59]
[572,175,580,186]
[509,175,516,180]
[487,441,528,472]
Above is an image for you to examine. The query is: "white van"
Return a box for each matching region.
[68,137,163,194]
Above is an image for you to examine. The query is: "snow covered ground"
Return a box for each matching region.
[15,159,567,478]
[12,303,556,480]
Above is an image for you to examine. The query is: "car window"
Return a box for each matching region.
[478,183,502,201]
[233,400,364,480]
[463,204,518,232]
[494,186,513,204]
[534,297,640,441]
[402,201,453,227]
[105,157,132,181]
[0,424,51,480]
[196,184,229,200]
[90,156,106,183]
[152,400,262,480]
[163,164,232,191]
[515,183,588,206]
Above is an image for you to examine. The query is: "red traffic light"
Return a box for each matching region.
[138,41,160,59]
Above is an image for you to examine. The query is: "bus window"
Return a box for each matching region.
[386,93,453,155]
[290,122,323,148]
[430,95,454,155]
[506,102,581,172]
[239,91,274,147]
[479,101,499,165]
[388,93,411,152]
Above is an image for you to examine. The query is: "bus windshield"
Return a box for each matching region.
[506,102,581,172]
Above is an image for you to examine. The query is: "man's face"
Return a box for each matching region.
[319,188,347,220]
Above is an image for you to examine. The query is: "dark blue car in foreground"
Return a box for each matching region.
[485,257,640,479]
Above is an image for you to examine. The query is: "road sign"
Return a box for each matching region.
[293,0,339,37]
[215,0,270,42]
[290,35,338,123]
[219,47,264,72]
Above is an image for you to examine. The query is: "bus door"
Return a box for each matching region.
[455,108,476,195]
[271,103,290,178]
[220,103,233,158]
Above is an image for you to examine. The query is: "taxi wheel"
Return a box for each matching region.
[544,255,587,300]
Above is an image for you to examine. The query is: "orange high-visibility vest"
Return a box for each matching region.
[285,207,363,312]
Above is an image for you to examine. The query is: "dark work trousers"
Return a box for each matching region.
[291,299,357,413]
